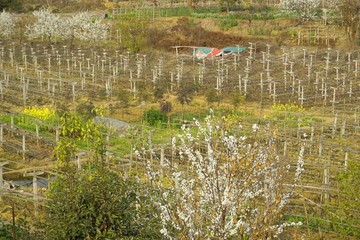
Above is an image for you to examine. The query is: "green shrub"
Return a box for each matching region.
[220,18,238,30]
[326,160,360,238]
[46,164,162,239]
[143,108,168,126]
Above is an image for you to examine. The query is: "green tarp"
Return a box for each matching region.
[222,47,247,53]
[194,47,213,55]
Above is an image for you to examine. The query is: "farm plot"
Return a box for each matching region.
[1,40,360,237]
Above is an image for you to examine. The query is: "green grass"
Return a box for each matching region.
[110,6,300,21]
[0,114,59,135]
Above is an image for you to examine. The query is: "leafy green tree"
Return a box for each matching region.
[177,84,197,108]
[117,13,149,53]
[177,84,196,119]
[46,165,162,239]
[177,85,197,119]
[0,0,21,11]
[326,160,360,238]
[143,108,167,126]
[46,113,162,239]
[205,88,219,106]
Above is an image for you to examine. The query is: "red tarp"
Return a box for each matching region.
[207,48,222,57]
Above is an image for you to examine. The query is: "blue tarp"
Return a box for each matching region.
[222,47,247,53]
[195,47,213,55]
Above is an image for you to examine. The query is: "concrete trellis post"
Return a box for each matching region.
[71,82,77,102]
[260,73,263,95]
[0,161,9,201]
[341,73,347,91]
[24,54,28,71]
[331,88,337,113]
[324,159,329,204]
[77,152,87,170]
[341,118,346,139]
[0,123,5,145]
[300,86,305,107]
[170,72,174,91]
[333,112,338,138]
[334,66,340,85]
[347,52,352,72]
[48,57,51,74]
[0,161,9,187]
[310,125,314,154]
[105,78,111,97]
[55,127,61,143]
[23,84,27,107]
[66,59,70,75]
[306,64,312,84]
[24,171,44,217]
[22,133,27,161]
[348,79,353,101]
[344,150,348,170]
[47,78,51,96]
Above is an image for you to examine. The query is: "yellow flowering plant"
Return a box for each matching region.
[270,101,317,127]
[22,105,56,121]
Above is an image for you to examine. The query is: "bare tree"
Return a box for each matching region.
[336,0,360,44]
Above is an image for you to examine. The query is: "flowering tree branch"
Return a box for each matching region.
[136,112,305,239]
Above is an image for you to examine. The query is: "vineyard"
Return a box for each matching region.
[1,1,360,239]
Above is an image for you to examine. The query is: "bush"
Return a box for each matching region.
[117,13,149,53]
[326,160,360,238]
[143,108,168,126]
[46,163,162,239]
[205,88,219,105]
[219,18,238,30]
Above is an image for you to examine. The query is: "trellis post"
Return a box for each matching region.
[24,171,44,217]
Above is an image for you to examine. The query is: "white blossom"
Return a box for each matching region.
[26,9,62,41]
[138,114,305,239]
[279,0,320,20]
[0,10,15,38]
[26,9,109,43]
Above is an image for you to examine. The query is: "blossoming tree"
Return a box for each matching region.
[137,112,305,239]
[0,10,15,38]
[26,8,62,42]
[26,9,108,43]
[279,0,320,21]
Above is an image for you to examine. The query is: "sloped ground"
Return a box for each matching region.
[148,17,246,51]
